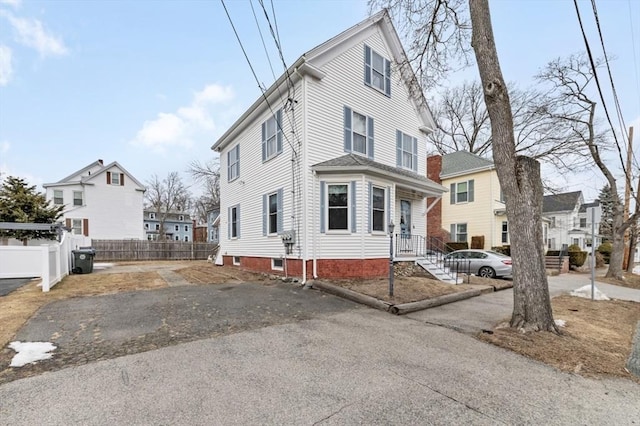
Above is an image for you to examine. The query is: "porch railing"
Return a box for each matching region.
[394,234,470,283]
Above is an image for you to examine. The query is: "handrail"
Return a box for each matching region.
[395,234,467,283]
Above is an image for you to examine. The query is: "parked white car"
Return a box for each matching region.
[443,249,512,278]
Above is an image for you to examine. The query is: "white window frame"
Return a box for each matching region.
[230,205,239,239]
[71,219,82,235]
[263,112,281,161]
[228,145,240,182]
[351,111,368,156]
[371,185,386,233]
[175,235,179,241]
[327,183,349,232]
[175,225,179,231]
[364,45,391,96]
[233,256,241,266]
[111,173,120,186]
[452,223,467,243]
[184,225,188,232]
[53,190,64,205]
[155,224,160,231]
[271,258,284,271]
[451,180,474,204]
[144,223,149,230]
[501,221,509,244]
[268,192,278,235]
[184,235,189,242]
[399,131,415,170]
[149,212,156,219]
[178,215,184,221]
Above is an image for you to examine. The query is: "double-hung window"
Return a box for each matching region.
[227,145,240,182]
[396,131,418,172]
[450,180,475,204]
[450,223,468,243]
[370,185,387,233]
[328,184,349,231]
[263,189,283,235]
[53,190,63,205]
[110,173,120,185]
[364,45,391,96]
[72,219,82,235]
[343,106,374,159]
[262,110,283,162]
[228,204,240,239]
[501,221,509,244]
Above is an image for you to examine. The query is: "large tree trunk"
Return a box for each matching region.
[469,0,556,332]
[607,211,625,279]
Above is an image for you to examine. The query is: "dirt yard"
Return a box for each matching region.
[1,261,639,382]
[596,271,640,290]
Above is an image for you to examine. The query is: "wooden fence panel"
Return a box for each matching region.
[92,240,218,261]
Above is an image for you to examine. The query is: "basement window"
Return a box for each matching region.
[233,256,241,266]
[272,258,284,271]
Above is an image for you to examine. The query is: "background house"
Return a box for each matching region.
[43,159,145,241]
[206,210,220,244]
[543,192,601,250]
[143,210,192,241]
[212,10,446,280]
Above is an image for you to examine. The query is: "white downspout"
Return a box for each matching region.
[312,170,318,279]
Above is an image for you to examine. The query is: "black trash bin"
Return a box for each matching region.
[72,248,96,274]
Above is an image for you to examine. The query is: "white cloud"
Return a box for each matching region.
[0,45,12,86]
[0,10,68,57]
[131,84,235,153]
[0,0,21,8]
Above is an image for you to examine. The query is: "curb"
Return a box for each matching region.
[311,281,489,315]
[627,320,640,379]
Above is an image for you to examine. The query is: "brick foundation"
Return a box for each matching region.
[222,256,389,279]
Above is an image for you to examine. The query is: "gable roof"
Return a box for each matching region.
[212,9,435,152]
[43,160,146,191]
[311,154,446,195]
[542,191,583,213]
[440,151,494,178]
[579,200,600,213]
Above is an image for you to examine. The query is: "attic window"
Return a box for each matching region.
[111,173,120,185]
[364,45,391,96]
[107,171,125,186]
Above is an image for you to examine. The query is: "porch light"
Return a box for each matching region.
[388,220,395,235]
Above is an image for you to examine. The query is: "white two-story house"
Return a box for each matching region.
[212,11,446,280]
[543,191,602,250]
[43,159,146,240]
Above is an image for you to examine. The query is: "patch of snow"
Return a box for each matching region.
[93,263,114,270]
[570,285,610,301]
[633,265,640,275]
[555,319,566,328]
[9,341,57,367]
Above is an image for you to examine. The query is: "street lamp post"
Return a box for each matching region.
[389,220,395,297]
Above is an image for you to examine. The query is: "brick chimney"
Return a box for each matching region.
[426,155,448,241]
[98,159,103,165]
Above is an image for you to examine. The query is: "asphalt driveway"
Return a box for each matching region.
[0,278,33,297]
[1,281,358,383]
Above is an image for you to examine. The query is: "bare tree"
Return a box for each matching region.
[145,172,191,240]
[187,159,220,224]
[429,80,592,172]
[536,53,639,280]
[374,0,556,331]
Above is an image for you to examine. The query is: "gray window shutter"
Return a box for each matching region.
[276,110,283,155]
[384,58,391,96]
[227,151,231,181]
[469,179,475,202]
[367,116,374,160]
[344,106,352,153]
[412,137,418,172]
[450,224,456,240]
[320,181,326,233]
[236,205,241,238]
[450,183,456,204]
[364,45,371,86]
[368,182,373,233]
[262,194,267,236]
[396,130,402,167]
[227,206,231,239]
[351,181,357,233]
[277,188,283,233]
[261,122,267,162]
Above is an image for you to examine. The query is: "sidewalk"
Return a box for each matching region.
[406,272,640,334]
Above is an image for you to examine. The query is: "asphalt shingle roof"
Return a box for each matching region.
[441,151,494,177]
[579,200,600,213]
[543,191,582,213]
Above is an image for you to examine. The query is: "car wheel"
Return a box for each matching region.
[478,266,496,278]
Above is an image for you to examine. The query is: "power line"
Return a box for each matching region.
[573,0,628,179]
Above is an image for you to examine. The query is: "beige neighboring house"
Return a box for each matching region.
[43,159,146,240]
[427,151,550,250]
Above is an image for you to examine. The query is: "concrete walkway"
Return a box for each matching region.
[407,272,640,334]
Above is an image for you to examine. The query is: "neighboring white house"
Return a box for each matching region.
[543,191,602,251]
[43,159,146,240]
[212,10,446,280]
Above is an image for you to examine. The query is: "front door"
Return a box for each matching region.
[399,200,412,252]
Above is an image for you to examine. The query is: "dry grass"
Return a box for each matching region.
[0,272,166,349]
[479,295,640,380]
[174,263,272,284]
[597,271,640,290]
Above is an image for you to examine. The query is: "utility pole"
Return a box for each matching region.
[626,126,638,272]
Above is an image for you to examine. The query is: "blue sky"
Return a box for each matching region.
[0,0,638,202]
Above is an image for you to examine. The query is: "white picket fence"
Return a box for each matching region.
[0,231,81,292]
